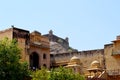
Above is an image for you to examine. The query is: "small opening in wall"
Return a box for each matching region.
[43,53,46,59]
[43,64,47,68]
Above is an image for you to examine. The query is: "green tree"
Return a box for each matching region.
[49,67,85,80]
[32,67,85,80]
[32,67,49,80]
[0,38,30,80]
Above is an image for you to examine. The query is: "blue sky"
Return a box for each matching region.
[0,0,120,50]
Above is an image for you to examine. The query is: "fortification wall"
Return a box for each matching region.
[51,49,104,74]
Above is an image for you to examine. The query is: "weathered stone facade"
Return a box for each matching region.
[1,27,120,79]
[44,30,77,54]
[104,36,120,80]
[29,31,50,69]
[50,49,104,74]
[50,35,120,80]
[0,26,50,69]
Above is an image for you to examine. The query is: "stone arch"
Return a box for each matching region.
[30,52,39,69]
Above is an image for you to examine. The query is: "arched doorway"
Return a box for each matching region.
[30,52,39,69]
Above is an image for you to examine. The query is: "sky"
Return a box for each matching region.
[0,0,120,50]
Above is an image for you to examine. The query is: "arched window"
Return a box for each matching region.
[43,53,46,59]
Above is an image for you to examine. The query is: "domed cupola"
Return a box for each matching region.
[91,60,100,68]
[70,56,80,64]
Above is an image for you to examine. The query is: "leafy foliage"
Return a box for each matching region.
[32,67,49,80]
[49,67,85,80]
[0,38,30,80]
[32,67,85,80]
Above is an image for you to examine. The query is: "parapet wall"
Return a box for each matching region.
[51,49,103,62]
[50,49,104,74]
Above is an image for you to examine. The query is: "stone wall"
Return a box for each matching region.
[43,30,77,53]
[51,49,104,74]
[105,42,120,76]
[0,28,13,40]
[0,27,50,69]
[30,31,50,69]
[12,27,30,62]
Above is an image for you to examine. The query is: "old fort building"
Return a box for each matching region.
[45,30,120,80]
[1,27,120,79]
[0,26,50,69]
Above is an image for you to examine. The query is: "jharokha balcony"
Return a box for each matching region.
[112,50,120,56]
[107,69,120,76]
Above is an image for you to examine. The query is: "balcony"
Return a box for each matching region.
[107,69,120,76]
[30,41,49,49]
[112,50,120,56]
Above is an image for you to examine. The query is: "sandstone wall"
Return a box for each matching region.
[105,43,120,76]
[0,28,13,40]
[30,31,50,69]
[51,49,104,74]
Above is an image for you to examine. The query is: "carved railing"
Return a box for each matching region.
[30,36,49,47]
[107,69,120,75]
[112,50,120,55]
